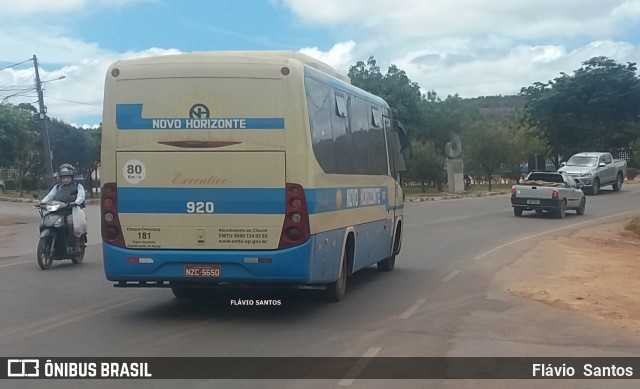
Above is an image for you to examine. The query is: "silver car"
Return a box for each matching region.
[0,179,5,194]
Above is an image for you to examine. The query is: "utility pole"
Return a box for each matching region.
[33,54,55,185]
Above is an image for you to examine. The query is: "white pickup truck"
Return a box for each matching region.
[557,152,627,195]
[511,172,586,218]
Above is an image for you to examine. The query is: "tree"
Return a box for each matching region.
[405,140,445,193]
[502,110,548,182]
[348,57,426,135]
[630,138,640,168]
[0,103,41,193]
[48,119,101,194]
[0,103,33,166]
[521,56,640,165]
[464,120,510,191]
[82,126,102,196]
[421,93,481,148]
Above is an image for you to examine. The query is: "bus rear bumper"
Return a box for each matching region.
[102,239,316,285]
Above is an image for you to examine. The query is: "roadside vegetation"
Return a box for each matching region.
[403,183,511,197]
[349,56,640,194]
[0,188,46,201]
[624,216,640,238]
[2,55,640,196]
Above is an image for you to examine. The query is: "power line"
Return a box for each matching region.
[0,86,35,92]
[46,96,101,106]
[0,87,34,100]
[0,58,32,72]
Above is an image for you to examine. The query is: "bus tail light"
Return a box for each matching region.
[101,183,126,247]
[278,183,310,249]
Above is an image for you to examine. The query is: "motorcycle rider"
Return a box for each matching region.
[40,164,86,252]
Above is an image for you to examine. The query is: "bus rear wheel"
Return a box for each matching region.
[324,251,347,302]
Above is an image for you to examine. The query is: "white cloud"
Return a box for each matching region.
[612,0,640,20]
[299,41,357,76]
[1,46,181,127]
[0,0,85,16]
[2,0,640,126]
[282,0,640,99]
[299,38,640,100]
[282,0,627,39]
[0,0,152,16]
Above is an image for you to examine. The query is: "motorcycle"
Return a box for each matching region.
[36,200,87,270]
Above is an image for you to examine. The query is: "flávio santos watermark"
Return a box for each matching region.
[3,357,640,380]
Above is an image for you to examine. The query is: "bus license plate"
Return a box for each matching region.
[184,265,221,277]
[527,199,540,205]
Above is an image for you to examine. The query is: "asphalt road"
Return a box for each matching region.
[1,185,640,389]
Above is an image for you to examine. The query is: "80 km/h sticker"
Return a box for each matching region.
[123,160,146,184]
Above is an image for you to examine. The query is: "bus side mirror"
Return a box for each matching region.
[393,120,411,159]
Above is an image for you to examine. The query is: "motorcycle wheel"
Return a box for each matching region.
[71,235,87,264]
[37,237,54,270]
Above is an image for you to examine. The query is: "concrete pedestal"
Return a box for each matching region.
[446,159,464,193]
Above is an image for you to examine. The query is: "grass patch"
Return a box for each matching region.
[0,190,43,199]
[0,190,43,203]
[403,183,512,195]
[624,216,640,238]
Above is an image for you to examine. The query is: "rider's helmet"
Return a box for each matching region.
[58,163,75,180]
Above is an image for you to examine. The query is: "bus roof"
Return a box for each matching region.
[111,51,351,84]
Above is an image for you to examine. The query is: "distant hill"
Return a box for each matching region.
[464,95,525,121]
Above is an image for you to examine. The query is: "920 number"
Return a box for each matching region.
[186,201,215,214]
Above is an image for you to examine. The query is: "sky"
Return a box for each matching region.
[1,0,640,128]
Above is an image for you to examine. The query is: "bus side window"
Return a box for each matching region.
[332,91,351,174]
[371,106,382,128]
[367,104,387,175]
[306,77,335,173]
[386,118,406,175]
[335,93,348,117]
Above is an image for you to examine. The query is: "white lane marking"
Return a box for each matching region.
[0,260,31,268]
[474,211,640,260]
[338,347,381,386]
[0,298,143,339]
[400,298,427,319]
[442,270,460,283]
[406,211,502,227]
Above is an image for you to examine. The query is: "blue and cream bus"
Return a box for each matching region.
[100,51,407,301]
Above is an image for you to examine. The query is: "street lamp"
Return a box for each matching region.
[43,75,66,83]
